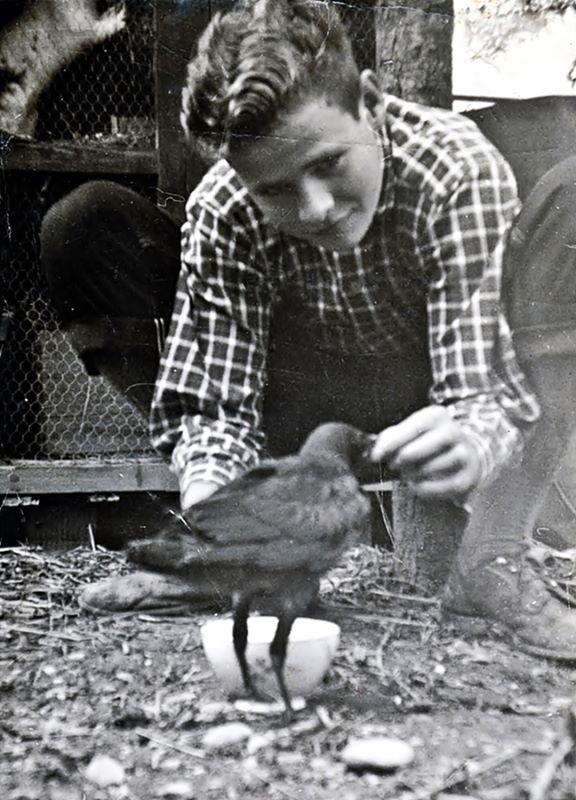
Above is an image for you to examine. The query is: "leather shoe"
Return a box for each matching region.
[443,543,576,661]
[79,570,228,616]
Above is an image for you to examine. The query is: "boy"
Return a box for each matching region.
[42,0,576,656]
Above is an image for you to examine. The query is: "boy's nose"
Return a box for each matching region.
[297,177,335,227]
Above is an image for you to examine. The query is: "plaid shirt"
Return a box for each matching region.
[150,96,540,494]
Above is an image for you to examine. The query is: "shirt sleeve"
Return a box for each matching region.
[149,200,274,493]
[422,146,540,484]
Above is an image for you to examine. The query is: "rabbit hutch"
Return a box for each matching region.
[0,0,378,546]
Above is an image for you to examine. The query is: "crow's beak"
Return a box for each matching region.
[362,433,378,461]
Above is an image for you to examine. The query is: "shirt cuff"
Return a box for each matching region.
[177,459,243,497]
[458,425,493,487]
[445,396,526,488]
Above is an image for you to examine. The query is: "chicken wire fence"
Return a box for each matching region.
[0,1,157,463]
[36,0,156,147]
[0,0,376,465]
[0,173,156,461]
[338,0,376,72]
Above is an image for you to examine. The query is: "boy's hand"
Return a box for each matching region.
[181,480,220,511]
[371,406,482,500]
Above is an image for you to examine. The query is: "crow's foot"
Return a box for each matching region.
[232,686,277,705]
[280,704,295,727]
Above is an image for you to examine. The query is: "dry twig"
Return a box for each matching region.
[529,737,574,800]
[0,623,90,643]
[136,731,205,760]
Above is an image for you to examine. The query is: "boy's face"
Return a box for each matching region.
[229,79,384,251]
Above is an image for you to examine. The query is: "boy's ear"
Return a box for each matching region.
[359,69,385,127]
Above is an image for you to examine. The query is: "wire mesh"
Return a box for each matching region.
[35,0,156,147]
[0,174,155,461]
[338,0,376,72]
[0,0,377,466]
[0,1,158,463]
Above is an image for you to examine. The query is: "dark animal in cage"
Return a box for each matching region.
[0,0,126,138]
[0,0,156,461]
[128,422,373,720]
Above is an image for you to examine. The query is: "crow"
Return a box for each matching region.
[128,422,373,720]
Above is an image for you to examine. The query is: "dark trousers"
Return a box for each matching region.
[458,158,576,571]
[40,159,576,582]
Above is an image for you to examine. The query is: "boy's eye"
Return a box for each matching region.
[314,152,346,175]
[254,152,346,199]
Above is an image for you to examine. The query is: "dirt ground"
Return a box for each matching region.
[1,544,575,800]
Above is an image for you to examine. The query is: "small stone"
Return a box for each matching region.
[85,754,126,786]
[234,696,306,716]
[8,780,43,800]
[246,732,275,755]
[196,701,232,723]
[242,755,260,772]
[341,736,415,772]
[48,785,82,800]
[67,651,86,661]
[207,776,227,791]
[240,756,271,789]
[157,779,195,798]
[159,757,182,771]
[351,645,369,664]
[308,756,345,781]
[310,756,331,771]
[202,722,253,751]
[276,752,305,768]
[276,751,306,776]
[437,795,482,800]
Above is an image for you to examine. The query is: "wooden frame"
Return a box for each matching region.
[0,1,213,497]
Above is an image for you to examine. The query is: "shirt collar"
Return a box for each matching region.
[375,108,395,217]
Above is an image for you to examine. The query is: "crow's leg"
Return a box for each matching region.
[232,593,273,702]
[232,593,254,695]
[270,612,297,724]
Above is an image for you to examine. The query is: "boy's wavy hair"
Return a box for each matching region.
[181,0,361,160]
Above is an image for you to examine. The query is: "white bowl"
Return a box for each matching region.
[201,616,340,698]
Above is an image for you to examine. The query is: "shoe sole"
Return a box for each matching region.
[510,636,576,663]
[78,596,225,617]
[443,607,576,662]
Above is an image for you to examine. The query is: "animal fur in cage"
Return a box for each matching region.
[0,0,126,138]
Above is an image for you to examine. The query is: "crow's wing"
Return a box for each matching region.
[182,455,370,571]
[129,456,370,574]
[127,460,284,572]
[187,458,294,542]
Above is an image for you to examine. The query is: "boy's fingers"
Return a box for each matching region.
[388,428,453,470]
[370,406,447,463]
[408,472,472,499]
[402,448,465,481]
[370,424,404,463]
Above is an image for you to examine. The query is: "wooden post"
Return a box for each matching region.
[375,1,456,592]
[154,0,222,223]
[375,1,453,108]
[392,484,469,594]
